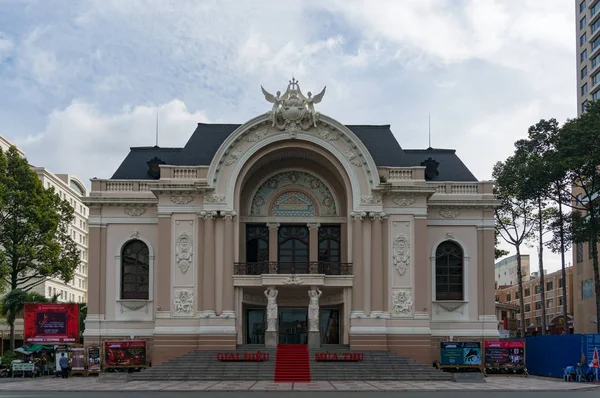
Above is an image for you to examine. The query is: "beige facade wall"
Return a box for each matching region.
[83,113,499,366]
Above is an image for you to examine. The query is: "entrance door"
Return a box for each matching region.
[278,225,309,273]
[278,308,308,344]
[246,309,265,344]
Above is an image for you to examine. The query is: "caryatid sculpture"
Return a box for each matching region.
[264,286,279,332]
[308,287,322,332]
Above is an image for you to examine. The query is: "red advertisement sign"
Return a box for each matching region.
[23,303,79,343]
[484,340,525,366]
[104,341,147,367]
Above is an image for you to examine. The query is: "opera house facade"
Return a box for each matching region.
[84,79,499,365]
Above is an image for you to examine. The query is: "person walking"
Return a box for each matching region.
[59,353,69,379]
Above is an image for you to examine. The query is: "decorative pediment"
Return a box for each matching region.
[273,192,315,217]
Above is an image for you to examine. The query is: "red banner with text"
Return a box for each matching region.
[23,303,79,343]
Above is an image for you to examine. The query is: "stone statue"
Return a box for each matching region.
[264,286,278,331]
[308,287,322,332]
[261,87,284,127]
[302,88,326,127]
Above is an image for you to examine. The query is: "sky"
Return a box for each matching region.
[0,0,576,273]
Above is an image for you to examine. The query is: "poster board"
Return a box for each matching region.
[87,346,101,373]
[484,340,527,375]
[439,342,482,369]
[55,345,69,373]
[70,347,85,375]
[24,303,79,343]
[104,341,148,368]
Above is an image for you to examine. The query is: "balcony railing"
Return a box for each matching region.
[233,262,353,276]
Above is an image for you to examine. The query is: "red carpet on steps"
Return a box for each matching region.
[274,344,311,382]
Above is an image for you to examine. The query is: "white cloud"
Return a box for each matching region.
[0,32,14,63]
[18,100,210,185]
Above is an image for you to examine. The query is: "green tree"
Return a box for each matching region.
[494,158,536,338]
[557,101,600,333]
[495,229,509,260]
[0,145,80,349]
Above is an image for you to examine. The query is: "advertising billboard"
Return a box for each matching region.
[24,303,79,343]
[104,341,147,367]
[484,340,525,367]
[440,342,482,366]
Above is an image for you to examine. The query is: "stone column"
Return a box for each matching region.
[156,216,172,313]
[202,211,216,317]
[362,214,372,315]
[382,215,390,314]
[196,214,205,313]
[371,212,384,316]
[215,214,225,316]
[267,222,279,274]
[351,212,365,317]
[308,222,320,273]
[222,211,236,317]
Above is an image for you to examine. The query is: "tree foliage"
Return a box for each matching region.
[0,145,81,349]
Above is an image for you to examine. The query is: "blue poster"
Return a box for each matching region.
[440,342,481,366]
[585,334,600,365]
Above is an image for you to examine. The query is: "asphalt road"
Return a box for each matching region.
[0,392,599,398]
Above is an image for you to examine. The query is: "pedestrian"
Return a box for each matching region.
[59,353,69,379]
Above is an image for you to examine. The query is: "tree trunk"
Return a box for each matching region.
[9,319,15,351]
[590,206,600,334]
[557,192,569,334]
[516,246,526,337]
[537,197,547,334]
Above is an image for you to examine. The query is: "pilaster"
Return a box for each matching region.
[371,212,384,316]
[308,222,320,265]
[363,213,372,315]
[196,214,205,312]
[202,211,216,317]
[156,215,172,312]
[222,211,236,316]
[267,222,280,266]
[351,212,365,317]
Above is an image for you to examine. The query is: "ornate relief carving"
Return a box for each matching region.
[246,128,268,142]
[282,275,304,285]
[124,207,146,216]
[393,234,410,276]
[351,211,367,221]
[446,232,455,240]
[119,301,150,313]
[250,171,337,216]
[316,125,341,141]
[130,230,140,239]
[361,194,382,204]
[261,77,326,132]
[175,232,193,274]
[392,290,413,317]
[224,148,244,166]
[439,209,460,219]
[393,196,416,206]
[435,302,465,315]
[174,290,194,314]
[170,196,194,205]
[344,145,364,167]
[204,194,225,203]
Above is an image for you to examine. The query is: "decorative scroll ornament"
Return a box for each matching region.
[130,230,140,239]
[175,232,193,274]
[282,275,304,285]
[170,196,194,205]
[392,290,413,316]
[345,145,364,167]
[393,196,416,207]
[224,148,243,166]
[124,207,146,216]
[316,124,341,141]
[261,77,326,132]
[204,194,226,203]
[174,290,194,314]
[393,234,410,276]
[439,209,460,219]
[436,301,465,315]
[361,194,382,204]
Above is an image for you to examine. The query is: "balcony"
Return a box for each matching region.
[233,261,353,276]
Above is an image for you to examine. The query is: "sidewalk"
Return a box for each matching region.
[0,376,599,391]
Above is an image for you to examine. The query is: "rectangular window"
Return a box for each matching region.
[582,279,594,299]
[582,49,588,62]
[594,91,600,101]
[594,54,600,69]
[593,36,600,51]
[507,293,512,301]
[594,73,600,86]
[535,285,542,294]
[546,281,553,291]
[582,16,588,30]
[582,32,588,46]
[594,19,600,34]
[547,298,553,308]
[582,65,588,79]
[536,317,542,326]
[577,243,584,263]
[516,291,520,299]
[582,0,587,13]
[582,82,589,95]
[559,296,564,305]
[559,277,564,288]
[535,301,542,310]
[525,287,531,297]
[525,303,531,312]
[593,2,600,18]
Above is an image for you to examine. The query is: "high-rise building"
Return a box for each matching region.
[573,0,600,333]
[494,254,531,288]
[0,135,88,349]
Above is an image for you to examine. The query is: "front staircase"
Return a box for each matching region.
[130,345,452,382]
[274,344,310,382]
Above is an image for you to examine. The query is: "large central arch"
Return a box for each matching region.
[206,114,380,212]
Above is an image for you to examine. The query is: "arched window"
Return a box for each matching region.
[121,240,150,300]
[435,241,464,301]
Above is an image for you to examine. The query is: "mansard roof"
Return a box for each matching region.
[111,123,477,182]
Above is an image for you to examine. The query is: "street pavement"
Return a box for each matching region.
[0,376,598,393]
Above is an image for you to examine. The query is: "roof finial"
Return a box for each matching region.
[155,108,159,148]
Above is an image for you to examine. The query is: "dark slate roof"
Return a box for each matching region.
[110,123,477,182]
[403,148,478,181]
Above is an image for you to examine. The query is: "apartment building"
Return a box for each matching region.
[495,267,574,336]
[574,0,600,333]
